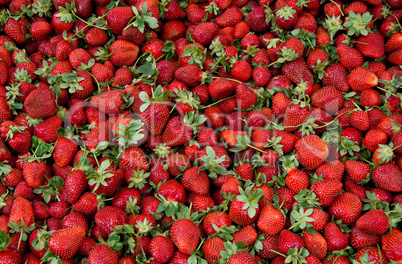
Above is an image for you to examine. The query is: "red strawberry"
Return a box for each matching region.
[52,136,78,167]
[257,204,285,235]
[94,206,128,235]
[246,6,270,32]
[202,237,225,264]
[34,116,62,143]
[329,192,362,225]
[162,116,193,147]
[356,209,389,235]
[202,211,232,236]
[356,32,385,59]
[283,103,310,132]
[22,161,47,189]
[61,169,88,204]
[278,230,305,255]
[388,48,402,65]
[208,78,236,100]
[371,163,402,192]
[324,222,348,251]
[302,230,327,260]
[170,218,200,255]
[282,57,314,84]
[295,135,329,170]
[322,63,349,92]
[106,6,134,35]
[182,166,210,195]
[216,6,244,27]
[90,90,125,115]
[109,40,139,67]
[232,225,258,248]
[348,67,378,92]
[88,244,118,264]
[235,83,257,110]
[23,89,57,119]
[188,22,219,46]
[9,196,34,226]
[228,251,256,264]
[311,86,344,114]
[337,43,363,70]
[48,227,86,259]
[382,229,402,262]
[149,235,175,263]
[0,249,22,264]
[310,180,343,207]
[275,5,298,30]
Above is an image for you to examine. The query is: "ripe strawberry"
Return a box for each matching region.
[48,227,86,259]
[388,48,402,65]
[348,67,378,92]
[324,222,348,251]
[302,230,327,260]
[355,247,387,264]
[162,116,193,147]
[182,166,210,195]
[371,163,402,192]
[22,161,47,189]
[0,249,22,263]
[202,211,232,236]
[170,218,200,255]
[231,60,252,82]
[188,22,219,47]
[149,235,175,263]
[109,40,139,67]
[329,192,362,225]
[345,160,370,183]
[277,230,305,255]
[311,86,343,114]
[235,83,257,110]
[215,6,243,27]
[61,169,88,204]
[233,225,258,248]
[0,122,31,154]
[257,204,285,235]
[140,103,170,136]
[275,5,298,30]
[208,78,236,100]
[349,225,381,249]
[4,18,28,44]
[356,209,389,236]
[34,116,62,143]
[106,6,134,35]
[283,103,310,132]
[321,63,349,92]
[23,89,57,118]
[382,229,402,262]
[157,179,186,204]
[337,43,363,70]
[228,251,256,264]
[88,244,118,264]
[310,180,343,207]
[202,237,225,264]
[295,135,329,170]
[282,57,314,84]
[284,37,305,58]
[9,196,34,226]
[349,110,369,131]
[245,6,270,32]
[286,168,310,194]
[90,89,125,115]
[94,206,128,235]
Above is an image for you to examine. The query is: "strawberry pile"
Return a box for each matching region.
[1,0,402,263]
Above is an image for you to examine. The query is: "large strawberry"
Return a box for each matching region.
[170,218,200,255]
[109,40,139,67]
[295,135,329,170]
[48,227,86,259]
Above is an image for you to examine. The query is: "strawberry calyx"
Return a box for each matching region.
[8,217,35,250]
[0,191,8,210]
[135,217,154,235]
[0,231,10,250]
[236,185,263,219]
[124,3,159,33]
[183,111,207,133]
[210,223,236,240]
[6,83,24,114]
[153,143,172,160]
[218,241,248,264]
[55,2,76,23]
[199,146,232,180]
[276,5,296,20]
[125,197,141,215]
[86,159,114,192]
[343,11,373,37]
[127,169,150,189]
[362,191,389,211]
[323,15,345,40]
[156,193,180,218]
[33,176,64,203]
[139,85,171,112]
[113,119,145,151]
[32,0,53,17]
[289,207,316,234]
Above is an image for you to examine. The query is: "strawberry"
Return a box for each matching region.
[228,251,256,264]
[23,89,57,119]
[88,244,118,264]
[371,163,402,192]
[385,32,402,53]
[202,211,231,236]
[68,48,91,70]
[0,122,31,154]
[345,160,370,183]
[182,166,210,195]
[208,78,236,100]
[202,237,225,264]
[302,230,327,260]
[90,90,125,116]
[337,43,363,70]
[356,209,389,235]
[355,247,387,264]
[257,204,285,235]
[231,60,252,82]
[94,206,128,235]
[285,168,310,194]
[349,225,381,249]
[311,86,344,114]
[188,22,219,47]
[232,225,258,248]
[349,110,369,131]
[0,249,22,264]
[324,222,348,251]
[282,57,314,85]
[329,192,362,225]
[246,6,270,32]
[356,32,385,59]
[170,218,200,255]
[61,169,88,204]
[229,186,263,226]
[149,235,175,263]
[215,6,243,27]
[295,135,328,170]
[388,48,402,65]
[52,136,78,167]
[109,40,139,67]
[22,161,47,189]
[283,103,310,132]
[348,67,378,92]
[48,227,86,259]
[33,116,62,143]
[4,18,29,44]
[162,116,193,147]
[9,196,34,226]
[382,229,402,262]
[235,83,257,110]
[275,5,298,30]
[322,63,349,92]
[277,230,305,255]
[105,6,134,35]
[310,180,343,207]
